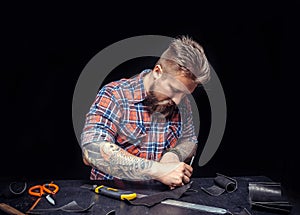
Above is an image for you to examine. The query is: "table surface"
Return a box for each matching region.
[0,175,299,215]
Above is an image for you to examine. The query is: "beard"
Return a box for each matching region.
[143,87,177,119]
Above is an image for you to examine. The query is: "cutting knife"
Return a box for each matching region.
[80,184,137,201]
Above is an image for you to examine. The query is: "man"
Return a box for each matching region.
[80,35,210,188]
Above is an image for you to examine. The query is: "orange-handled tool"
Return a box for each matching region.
[27,182,59,213]
[28,183,59,197]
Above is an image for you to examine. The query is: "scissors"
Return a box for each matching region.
[28,182,59,207]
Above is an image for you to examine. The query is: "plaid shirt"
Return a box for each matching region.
[81,69,198,180]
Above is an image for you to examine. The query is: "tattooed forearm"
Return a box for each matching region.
[83,141,154,180]
[174,141,197,162]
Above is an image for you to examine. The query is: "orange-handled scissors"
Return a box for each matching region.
[29,183,59,197]
[28,182,59,207]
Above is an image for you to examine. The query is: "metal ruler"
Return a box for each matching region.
[161,199,229,214]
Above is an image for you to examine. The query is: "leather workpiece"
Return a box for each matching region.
[127,181,194,207]
[201,173,238,196]
[248,182,293,214]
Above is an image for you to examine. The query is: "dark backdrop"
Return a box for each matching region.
[2,2,298,193]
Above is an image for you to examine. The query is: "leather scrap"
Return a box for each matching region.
[201,173,238,196]
[27,201,95,214]
[0,181,27,198]
[248,182,293,214]
[127,181,194,207]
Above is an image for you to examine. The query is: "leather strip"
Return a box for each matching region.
[248,182,293,214]
[0,181,27,198]
[27,201,95,214]
[201,173,238,196]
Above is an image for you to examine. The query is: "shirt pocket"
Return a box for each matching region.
[117,122,146,145]
[166,122,182,148]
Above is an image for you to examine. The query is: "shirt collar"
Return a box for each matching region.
[132,69,151,103]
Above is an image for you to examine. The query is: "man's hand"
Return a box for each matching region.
[83,141,193,187]
[153,162,193,189]
[159,152,193,189]
[160,152,180,163]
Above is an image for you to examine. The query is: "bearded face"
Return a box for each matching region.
[143,83,177,119]
[142,65,198,119]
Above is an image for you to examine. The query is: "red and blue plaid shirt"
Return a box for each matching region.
[81,69,198,180]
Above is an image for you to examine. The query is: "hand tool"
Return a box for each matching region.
[28,182,59,205]
[189,155,195,166]
[80,184,137,201]
[27,181,59,213]
[0,203,25,215]
[161,199,230,214]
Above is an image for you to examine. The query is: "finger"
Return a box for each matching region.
[170,182,178,189]
[182,175,190,184]
[185,164,193,172]
[170,181,184,189]
[184,163,193,173]
[169,185,176,190]
[182,168,191,178]
[171,174,184,187]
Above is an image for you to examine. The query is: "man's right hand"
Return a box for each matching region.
[153,162,193,188]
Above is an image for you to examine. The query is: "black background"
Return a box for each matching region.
[2,2,298,193]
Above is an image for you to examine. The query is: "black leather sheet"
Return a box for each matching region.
[0,176,298,215]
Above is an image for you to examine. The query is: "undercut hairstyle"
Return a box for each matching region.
[157,35,211,85]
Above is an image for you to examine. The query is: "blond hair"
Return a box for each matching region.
[158,35,211,85]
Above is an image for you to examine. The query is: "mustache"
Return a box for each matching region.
[143,91,175,107]
[143,91,177,118]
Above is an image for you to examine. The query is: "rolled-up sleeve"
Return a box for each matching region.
[80,85,121,148]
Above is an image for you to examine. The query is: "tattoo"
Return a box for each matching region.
[83,141,154,180]
[174,141,197,162]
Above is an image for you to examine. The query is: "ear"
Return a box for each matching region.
[153,64,163,79]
